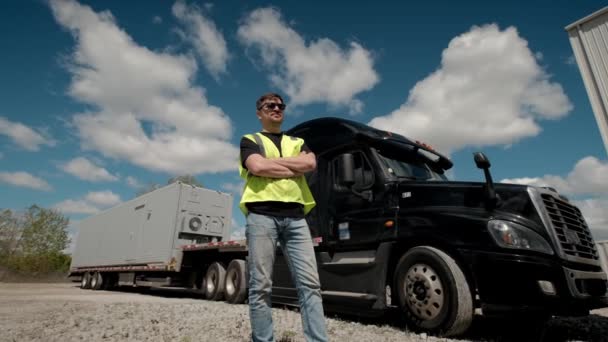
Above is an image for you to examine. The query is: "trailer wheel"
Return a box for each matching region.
[224,259,247,304]
[91,272,104,290]
[394,246,473,337]
[205,262,226,301]
[80,272,92,289]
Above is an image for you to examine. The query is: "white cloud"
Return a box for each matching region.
[152,15,162,24]
[501,156,608,195]
[54,199,100,215]
[49,0,238,175]
[230,218,245,240]
[61,157,119,182]
[573,199,608,241]
[84,190,121,206]
[53,190,121,215]
[0,171,52,191]
[172,0,228,79]
[565,55,576,66]
[126,175,142,188]
[500,156,608,241]
[370,24,572,154]
[237,7,378,114]
[0,117,56,151]
[221,181,244,196]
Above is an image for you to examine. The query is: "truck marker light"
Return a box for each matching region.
[385,220,395,228]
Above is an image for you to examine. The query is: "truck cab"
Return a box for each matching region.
[279,117,608,336]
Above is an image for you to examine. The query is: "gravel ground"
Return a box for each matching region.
[1,282,607,342]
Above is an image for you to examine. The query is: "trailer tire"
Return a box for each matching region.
[80,272,92,289]
[91,272,104,291]
[205,262,226,301]
[394,246,473,337]
[225,259,247,304]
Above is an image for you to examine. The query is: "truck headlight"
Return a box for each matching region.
[487,220,553,255]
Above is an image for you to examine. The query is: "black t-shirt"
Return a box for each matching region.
[240,132,311,218]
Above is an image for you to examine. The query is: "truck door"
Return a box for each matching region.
[327,149,382,249]
[312,148,388,297]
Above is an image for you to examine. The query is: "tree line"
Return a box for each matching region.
[0,205,71,277]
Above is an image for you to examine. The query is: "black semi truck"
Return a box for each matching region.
[71,117,608,337]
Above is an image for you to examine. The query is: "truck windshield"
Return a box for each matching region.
[375,148,448,181]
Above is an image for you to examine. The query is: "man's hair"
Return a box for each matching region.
[256,93,284,110]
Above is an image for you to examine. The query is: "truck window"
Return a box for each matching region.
[375,148,447,181]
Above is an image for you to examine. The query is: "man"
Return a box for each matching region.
[239,93,328,342]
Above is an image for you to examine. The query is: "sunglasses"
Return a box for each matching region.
[259,103,286,111]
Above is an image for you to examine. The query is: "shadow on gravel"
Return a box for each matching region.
[76,285,608,342]
[310,307,608,342]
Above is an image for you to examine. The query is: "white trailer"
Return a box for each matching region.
[566,6,608,157]
[69,182,252,303]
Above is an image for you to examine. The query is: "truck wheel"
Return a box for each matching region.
[91,272,104,290]
[205,262,226,301]
[225,259,247,304]
[394,246,473,337]
[80,272,92,289]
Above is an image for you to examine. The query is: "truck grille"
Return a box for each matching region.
[541,194,599,261]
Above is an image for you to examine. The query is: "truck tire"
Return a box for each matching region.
[91,272,104,290]
[205,262,226,301]
[224,259,247,304]
[394,246,473,337]
[80,272,92,289]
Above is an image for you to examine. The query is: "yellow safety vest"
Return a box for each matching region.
[239,133,316,216]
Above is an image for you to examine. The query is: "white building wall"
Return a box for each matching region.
[567,7,608,157]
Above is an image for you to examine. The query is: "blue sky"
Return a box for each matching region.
[1,0,608,246]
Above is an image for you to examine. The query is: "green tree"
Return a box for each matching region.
[19,205,70,255]
[0,206,72,276]
[167,174,203,187]
[0,209,22,259]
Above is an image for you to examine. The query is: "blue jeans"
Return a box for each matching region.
[246,212,328,342]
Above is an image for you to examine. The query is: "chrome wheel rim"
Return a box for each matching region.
[404,263,444,321]
[225,269,237,296]
[206,269,217,294]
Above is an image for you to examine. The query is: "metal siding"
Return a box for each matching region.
[70,183,181,268]
[567,9,608,156]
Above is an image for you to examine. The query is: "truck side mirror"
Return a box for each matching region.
[473,152,497,210]
[336,153,355,187]
[474,152,491,169]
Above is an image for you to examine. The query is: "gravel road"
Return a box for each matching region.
[1,282,607,342]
